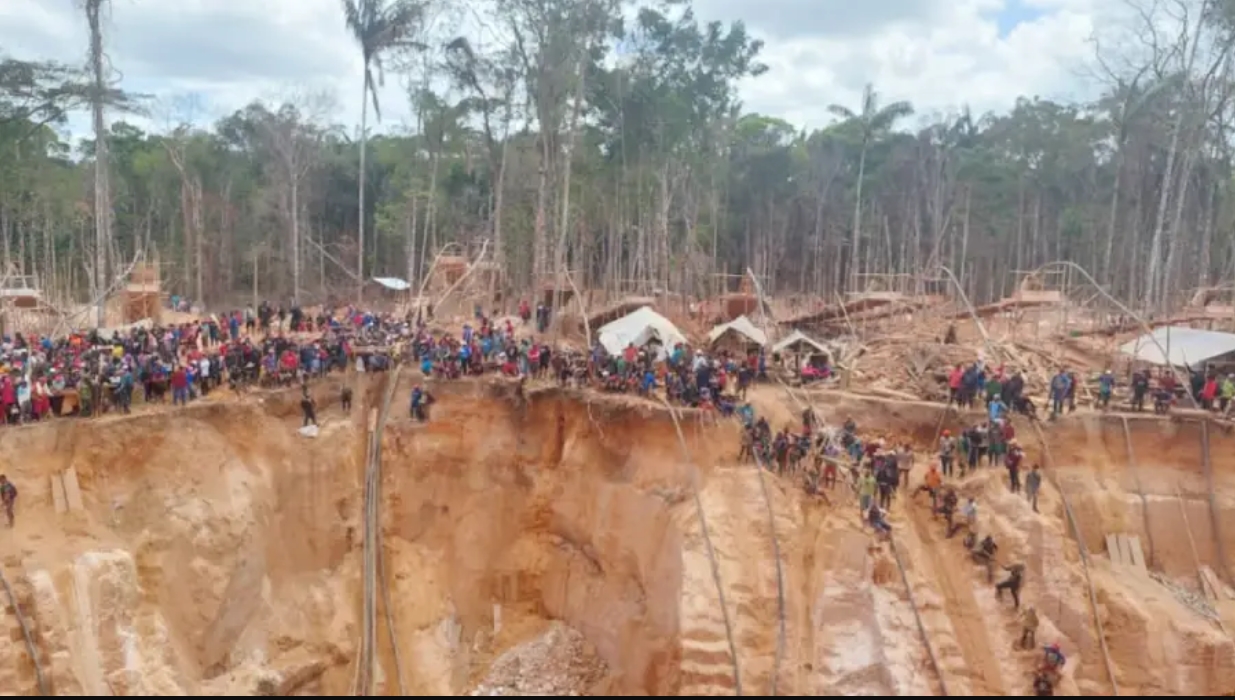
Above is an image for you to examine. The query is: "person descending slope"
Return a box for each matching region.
[0,475,15,528]
[996,562,1026,608]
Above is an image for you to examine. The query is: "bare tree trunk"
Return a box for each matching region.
[356,74,370,302]
[87,0,111,326]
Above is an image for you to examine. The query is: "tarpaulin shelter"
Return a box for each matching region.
[597,306,686,358]
[1119,326,1235,367]
[707,315,767,353]
[772,330,832,369]
[372,277,412,291]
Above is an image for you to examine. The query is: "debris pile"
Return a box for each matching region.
[468,623,608,696]
[1149,571,1222,622]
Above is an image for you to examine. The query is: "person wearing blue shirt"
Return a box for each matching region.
[989,397,1007,423]
[641,369,656,395]
[1098,370,1114,409]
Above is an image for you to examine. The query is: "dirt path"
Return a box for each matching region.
[673,482,742,696]
[905,500,1008,695]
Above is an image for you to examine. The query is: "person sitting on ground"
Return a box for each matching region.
[969,533,998,581]
[867,503,891,537]
[948,496,977,538]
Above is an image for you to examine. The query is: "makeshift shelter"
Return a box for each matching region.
[707,315,767,354]
[772,330,832,370]
[123,262,163,324]
[597,306,686,358]
[1119,326,1235,367]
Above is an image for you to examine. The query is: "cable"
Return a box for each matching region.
[659,398,743,696]
[1029,420,1120,696]
[0,570,47,696]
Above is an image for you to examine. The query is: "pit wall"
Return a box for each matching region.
[372,382,734,695]
[0,379,735,696]
[808,391,1235,694]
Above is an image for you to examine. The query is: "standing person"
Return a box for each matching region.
[1025,463,1043,513]
[858,470,877,516]
[1098,370,1114,409]
[1005,439,1024,494]
[340,384,353,414]
[300,387,317,427]
[1049,369,1071,420]
[0,476,15,527]
[938,430,956,478]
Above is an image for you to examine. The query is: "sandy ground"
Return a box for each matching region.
[0,379,1233,694]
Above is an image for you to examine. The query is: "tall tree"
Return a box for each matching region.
[82,0,111,324]
[828,84,913,291]
[341,0,425,300]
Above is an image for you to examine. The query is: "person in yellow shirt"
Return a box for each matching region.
[858,470,877,514]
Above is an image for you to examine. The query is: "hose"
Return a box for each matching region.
[887,536,949,696]
[1030,420,1120,695]
[1201,419,1231,583]
[0,570,48,696]
[660,398,744,696]
[1119,416,1155,567]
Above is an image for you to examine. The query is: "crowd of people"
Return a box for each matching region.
[732,363,1067,695]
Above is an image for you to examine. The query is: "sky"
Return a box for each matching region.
[0,0,1128,140]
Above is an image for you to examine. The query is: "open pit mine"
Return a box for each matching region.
[0,377,1234,696]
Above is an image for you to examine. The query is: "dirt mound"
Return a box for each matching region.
[0,382,1233,695]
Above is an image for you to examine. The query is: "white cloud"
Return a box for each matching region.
[0,0,1125,138]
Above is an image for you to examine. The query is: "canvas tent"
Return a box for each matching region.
[707,315,767,350]
[1119,326,1235,367]
[597,306,686,357]
[772,330,832,370]
[773,330,828,357]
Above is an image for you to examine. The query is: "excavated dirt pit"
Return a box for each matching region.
[1,381,1235,695]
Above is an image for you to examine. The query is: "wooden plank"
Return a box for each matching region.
[49,475,66,515]
[61,467,84,512]
[1125,535,1148,574]
[1200,565,1223,601]
[1106,534,1123,565]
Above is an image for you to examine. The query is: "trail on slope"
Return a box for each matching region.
[905,499,1007,696]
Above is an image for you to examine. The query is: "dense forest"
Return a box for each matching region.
[3,0,1235,317]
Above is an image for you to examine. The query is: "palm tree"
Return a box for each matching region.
[82,0,110,325]
[341,0,424,301]
[828,84,913,292]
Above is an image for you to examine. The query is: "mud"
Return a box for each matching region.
[0,382,1233,695]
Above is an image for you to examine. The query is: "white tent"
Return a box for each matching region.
[772,330,829,356]
[1119,326,1235,367]
[597,306,686,357]
[707,315,767,347]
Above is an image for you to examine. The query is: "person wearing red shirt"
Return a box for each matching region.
[171,366,189,406]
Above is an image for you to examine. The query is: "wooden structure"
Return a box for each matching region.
[123,261,163,324]
[0,267,48,336]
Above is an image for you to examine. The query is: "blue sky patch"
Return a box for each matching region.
[996,0,1046,38]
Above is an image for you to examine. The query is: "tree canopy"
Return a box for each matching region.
[2,0,1234,313]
